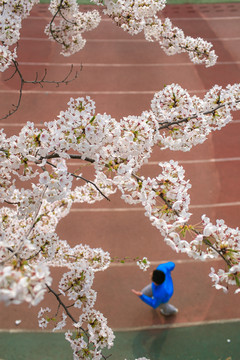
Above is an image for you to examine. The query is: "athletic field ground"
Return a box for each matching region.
[0,2,240,359]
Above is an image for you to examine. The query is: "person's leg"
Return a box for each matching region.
[159,302,178,316]
[141,284,152,297]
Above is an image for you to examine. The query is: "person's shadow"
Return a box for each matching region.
[132,327,169,360]
[132,308,177,359]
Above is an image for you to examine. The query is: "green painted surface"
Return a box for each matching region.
[112,322,237,360]
[0,332,72,360]
[0,321,238,360]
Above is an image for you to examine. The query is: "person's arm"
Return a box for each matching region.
[131,289,142,296]
[139,293,161,309]
[132,289,160,308]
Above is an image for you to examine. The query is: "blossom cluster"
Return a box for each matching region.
[144,17,217,67]
[96,0,167,35]
[137,257,151,271]
[0,261,52,306]
[37,249,114,357]
[152,83,240,151]
[0,0,39,71]
[65,311,115,360]
[93,0,217,66]
[202,216,240,293]
[0,45,17,73]
[0,0,217,71]
[45,0,101,56]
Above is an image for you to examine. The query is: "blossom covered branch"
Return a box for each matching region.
[1,84,240,298]
[1,0,217,70]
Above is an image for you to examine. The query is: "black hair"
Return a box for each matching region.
[152,270,165,285]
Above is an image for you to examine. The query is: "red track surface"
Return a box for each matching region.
[1,3,240,331]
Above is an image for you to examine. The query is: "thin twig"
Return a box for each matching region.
[46,284,92,343]
[46,284,78,324]
[158,100,240,130]
[49,0,77,46]
[1,61,79,120]
[45,153,95,163]
[45,160,110,201]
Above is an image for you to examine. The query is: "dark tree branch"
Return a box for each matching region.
[49,0,77,47]
[158,99,240,130]
[45,153,95,163]
[132,172,233,267]
[45,160,110,201]
[1,60,80,120]
[46,284,78,324]
[46,284,111,359]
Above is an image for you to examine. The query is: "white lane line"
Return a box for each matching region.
[0,90,206,95]
[59,156,240,166]
[169,16,240,21]
[190,201,240,209]
[70,201,240,212]
[167,16,240,21]
[2,120,240,127]
[148,157,240,165]
[16,61,240,67]
[19,37,240,42]
[61,156,240,167]
[27,16,240,21]
[93,37,240,42]
[0,329,52,333]
[110,258,221,268]
[0,90,174,95]
[1,317,240,333]
[114,318,240,332]
[71,207,144,212]
[0,89,229,95]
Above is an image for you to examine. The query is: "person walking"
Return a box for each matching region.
[132,261,178,316]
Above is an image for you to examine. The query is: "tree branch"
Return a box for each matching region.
[132,172,234,267]
[45,153,95,163]
[45,160,110,201]
[1,60,80,120]
[46,284,78,324]
[158,99,240,130]
[46,284,112,360]
[49,0,77,47]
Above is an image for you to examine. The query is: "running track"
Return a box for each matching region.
[0,2,240,333]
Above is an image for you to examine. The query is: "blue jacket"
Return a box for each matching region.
[140,262,175,309]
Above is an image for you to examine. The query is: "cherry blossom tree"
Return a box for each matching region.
[0,0,240,359]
